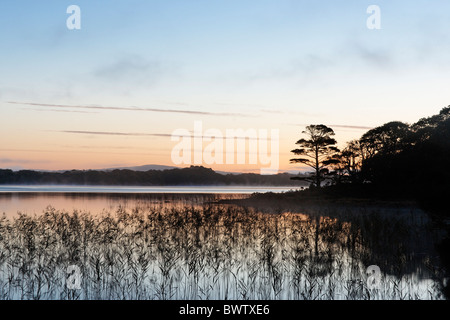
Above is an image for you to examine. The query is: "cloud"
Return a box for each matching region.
[326,124,374,130]
[87,54,181,96]
[59,145,149,150]
[0,148,162,157]
[292,123,373,130]
[247,54,333,82]
[0,149,57,153]
[57,130,272,141]
[59,130,173,137]
[0,158,20,163]
[352,43,393,69]
[242,42,393,86]
[93,56,163,85]
[21,108,97,114]
[8,101,250,117]
[261,108,322,117]
[0,158,51,164]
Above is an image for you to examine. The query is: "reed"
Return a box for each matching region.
[0,201,446,300]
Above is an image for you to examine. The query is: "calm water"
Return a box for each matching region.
[0,185,299,194]
[0,187,447,300]
[0,185,298,217]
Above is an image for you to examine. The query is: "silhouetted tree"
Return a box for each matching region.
[290,125,339,188]
[360,121,410,157]
[409,106,450,143]
[324,140,363,184]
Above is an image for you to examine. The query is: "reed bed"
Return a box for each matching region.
[0,203,446,300]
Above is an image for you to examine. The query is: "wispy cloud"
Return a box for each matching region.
[261,109,322,117]
[351,43,393,69]
[92,55,167,88]
[0,149,59,153]
[0,158,51,164]
[21,108,97,114]
[60,130,173,137]
[58,145,155,151]
[8,101,250,117]
[247,54,333,82]
[0,148,164,157]
[57,130,272,141]
[94,57,161,80]
[292,123,373,130]
[326,124,374,130]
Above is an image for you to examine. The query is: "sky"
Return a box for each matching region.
[1,0,450,173]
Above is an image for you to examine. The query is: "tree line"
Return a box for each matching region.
[290,106,450,205]
[0,166,306,186]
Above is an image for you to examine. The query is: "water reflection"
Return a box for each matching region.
[0,192,245,218]
[0,194,446,300]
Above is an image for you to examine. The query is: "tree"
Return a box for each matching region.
[323,140,363,184]
[409,106,450,143]
[290,125,340,188]
[360,107,450,190]
[360,121,410,157]
[358,121,411,184]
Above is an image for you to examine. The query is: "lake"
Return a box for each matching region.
[0,185,300,194]
[0,185,298,218]
[0,185,447,300]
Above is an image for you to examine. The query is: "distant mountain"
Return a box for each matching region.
[30,164,298,176]
[101,164,262,176]
[102,164,180,172]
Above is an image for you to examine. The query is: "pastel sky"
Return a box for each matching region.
[1,1,450,173]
